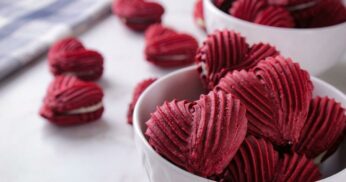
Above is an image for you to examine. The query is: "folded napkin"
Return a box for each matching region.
[0,0,112,80]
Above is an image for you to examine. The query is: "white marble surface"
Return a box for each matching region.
[0,1,345,182]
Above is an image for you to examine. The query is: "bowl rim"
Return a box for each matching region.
[203,0,346,32]
[133,65,346,181]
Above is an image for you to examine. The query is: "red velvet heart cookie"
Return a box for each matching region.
[252,56,313,145]
[254,6,295,28]
[145,24,198,67]
[146,100,193,169]
[228,0,295,27]
[216,70,284,145]
[229,0,267,22]
[226,136,279,181]
[146,91,248,177]
[217,0,346,28]
[127,78,157,124]
[48,37,104,81]
[195,30,280,89]
[216,56,313,146]
[293,97,346,160]
[285,0,346,28]
[225,136,321,182]
[113,0,164,31]
[40,76,104,126]
[145,24,175,41]
[273,153,321,182]
[306,0,346,28]
[195,30,249,89]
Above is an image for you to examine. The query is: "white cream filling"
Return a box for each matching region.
[67,102,103,114]
[157,54,189,61]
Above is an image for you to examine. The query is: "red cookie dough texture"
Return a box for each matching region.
[146,91,248,177]
[112,0,164,31]
[254,6,295,27]
[226,136,279,181]
[216,56,313,146]
[226,136,321,181]
[144,24,198,67]
[145,24,175,39]
[293,97,346,161]
[253,56,313,145]
[229,0,267,22]
[40,76,104,126]
[226,0,346,28]
[291,0,346,28]
[273,153,321,182]
[127,78,157,124]
[241,42,280,69]
[268,0,317,6]
[229,0,295,28]
[48,37,104,81]
[216,70,286,144]
[195,30,249,89]
[195,29,279,89]
[193,0,206,30]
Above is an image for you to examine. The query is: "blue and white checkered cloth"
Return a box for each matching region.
[0,0,112,80]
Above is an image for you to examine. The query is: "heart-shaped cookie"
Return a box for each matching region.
[127,78,157,124]
[40,76,104,126]
[253,56,313,145]
[145,24,176,41]
[195,30,249,89]
[216,70,284,144]
[216,56,313,146]
[205,43,279,86]
[290,0,346,28]
[226,136,279,181]
[48,37,104,81]
[146,91,248,177]
[196,30,279,90]
[113,0,164,31]
[225,136,321,182]
[293,96,346,160]
[273,153,321,182]
[254,6,295,28]
[306,0,346,28]
[144,24,198,67]
[229,0,267,22]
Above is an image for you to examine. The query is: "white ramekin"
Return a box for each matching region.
[203,0,346,75]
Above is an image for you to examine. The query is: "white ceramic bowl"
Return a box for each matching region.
[203,0,346,75]
[133,66,346,182]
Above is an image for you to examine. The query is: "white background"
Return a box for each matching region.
[0,0,345,181]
